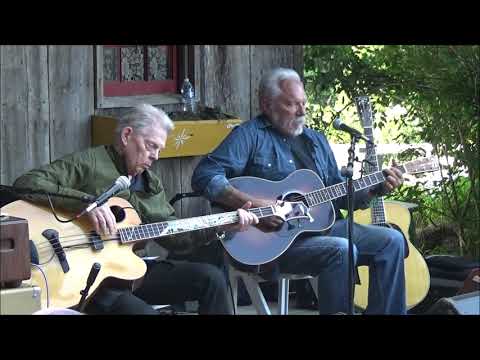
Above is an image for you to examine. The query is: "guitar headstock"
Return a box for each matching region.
[397,157,440,175]
[355,96,374,129]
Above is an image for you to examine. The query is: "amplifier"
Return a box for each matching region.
[0,215,31,288]
[0,282,41,314]
[426,291,480,315]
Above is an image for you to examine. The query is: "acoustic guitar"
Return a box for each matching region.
[352,95,431,310]
[0,196,298,309]
[217,157,438,268]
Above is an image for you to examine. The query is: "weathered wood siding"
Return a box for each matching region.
[48,46,94,160]
[199,45,251,122]
[250,45,296,117]
[0,46,50,185]
[0,45,93,185]
[94,45,303,219]
[1,45,302,229]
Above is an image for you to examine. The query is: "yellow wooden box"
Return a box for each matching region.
[91,115,242,158]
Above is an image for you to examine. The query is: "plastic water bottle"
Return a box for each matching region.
[181,78,195,112]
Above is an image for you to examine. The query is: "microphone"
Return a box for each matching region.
[77,176,131,217]
[332,118,374,144]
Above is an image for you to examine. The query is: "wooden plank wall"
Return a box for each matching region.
[95,45,303,251]
[48,46,94,160]
[1,45,303,239]
[94,45,302,214]
[0,45,94,185]
[0,46,50,185]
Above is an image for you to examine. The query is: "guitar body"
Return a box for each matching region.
[222,169,335,265]
[1,197,147,309]
[353,201,430,310]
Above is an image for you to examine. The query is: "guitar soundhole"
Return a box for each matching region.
[283,192,308,207]
[110,205,126,223]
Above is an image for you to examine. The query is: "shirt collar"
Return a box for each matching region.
[106,144,129,175]
[256,114,274,129]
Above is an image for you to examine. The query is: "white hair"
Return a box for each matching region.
[258,68,302,102]
[114,104,174,141]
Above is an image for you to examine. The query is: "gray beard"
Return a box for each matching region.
[271,115,305,137]
[288,116,306,136]
[292,122,304,136]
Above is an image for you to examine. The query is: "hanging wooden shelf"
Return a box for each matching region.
[91,115,242,158]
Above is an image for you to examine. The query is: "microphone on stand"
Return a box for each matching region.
[76,176,131,218]
[332,118,374,145]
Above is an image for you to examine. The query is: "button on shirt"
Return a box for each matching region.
[191,115,371,214]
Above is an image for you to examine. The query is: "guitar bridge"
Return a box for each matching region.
[89,232,104,251]
[42,229,70,273]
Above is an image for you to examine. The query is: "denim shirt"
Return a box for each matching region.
[192,114,372,215]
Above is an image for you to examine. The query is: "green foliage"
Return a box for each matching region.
[389,176,478,257]
[305,45,480,258]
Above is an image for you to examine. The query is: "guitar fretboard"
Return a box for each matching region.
[118,206,275,244]
[363,126,387,225]
[118,156,435,244]
[303,169,393,208]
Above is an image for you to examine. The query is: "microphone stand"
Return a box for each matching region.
[340,134,361,315]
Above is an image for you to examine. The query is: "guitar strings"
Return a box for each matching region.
[34,234,121,253]
[33,208,261,251]
[33,210,242,252]
[31,190,345,255]
[29,162,426,266]
[34,237,122,264]
[31,189,353,255]
[32,202,307,255]
[30,190,344,255]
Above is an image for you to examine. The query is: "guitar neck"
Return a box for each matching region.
[355,96,389,225]
[304,158,425,208]
[118,206,274,244]
[304,169,389,208]
[363,126,387,225]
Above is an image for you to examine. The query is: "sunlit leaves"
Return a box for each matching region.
[304,45,480,257]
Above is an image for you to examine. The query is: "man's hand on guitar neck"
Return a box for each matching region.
[383,166,404,192]
[219,201,259,233]
[250,198,284,230]
[370,160,404,198]
[216,186,283,231]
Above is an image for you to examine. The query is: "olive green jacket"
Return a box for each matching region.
[13,145,189,252]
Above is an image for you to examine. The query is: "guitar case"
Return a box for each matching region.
[426,255,479,282]
[409,255,480,314]
[458,268,480,295]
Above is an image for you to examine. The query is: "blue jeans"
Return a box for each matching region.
[278,220,406,315]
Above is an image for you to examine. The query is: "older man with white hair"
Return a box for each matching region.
[192,68,407,315]
[14,103,257,315]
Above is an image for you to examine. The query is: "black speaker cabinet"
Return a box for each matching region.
[426,291,480,315]
[0,215,31,288]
